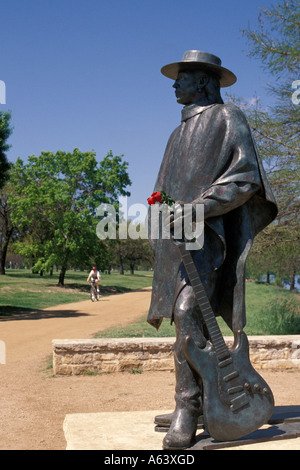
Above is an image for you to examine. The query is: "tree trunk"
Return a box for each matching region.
[58,266,67,286]
[130,262,135,275]
[0,226,13,275]
[0,262,5,275]
[0,250,6,274]
[290,266,295,291]
[119,260,124,275]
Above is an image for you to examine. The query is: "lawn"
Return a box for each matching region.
[1,270,299,336]
[0,269,153,316]
[95,281,300,337]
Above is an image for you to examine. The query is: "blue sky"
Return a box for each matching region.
[0,0,277,208]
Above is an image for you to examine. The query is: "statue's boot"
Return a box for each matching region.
[162,352,201,449]
[154,412,203,429]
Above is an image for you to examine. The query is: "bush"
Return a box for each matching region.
[254,297,300,335]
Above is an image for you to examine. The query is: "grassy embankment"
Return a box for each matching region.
[1,269,299,336]
[0,269,152,315]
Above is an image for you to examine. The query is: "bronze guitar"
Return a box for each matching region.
[176,241,274,442]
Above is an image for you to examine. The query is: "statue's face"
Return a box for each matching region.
[173,71,201,105]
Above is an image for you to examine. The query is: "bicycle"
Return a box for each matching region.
[90,279,100,302]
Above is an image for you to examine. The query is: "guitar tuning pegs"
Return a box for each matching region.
[244,382,251,390]
[244,382,268,394]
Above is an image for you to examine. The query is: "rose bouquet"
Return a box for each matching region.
[147,191,175,207]
[147,191,204,250]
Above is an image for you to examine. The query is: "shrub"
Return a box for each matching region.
[254,297,300,335]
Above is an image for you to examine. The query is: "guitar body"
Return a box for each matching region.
[183,331,274,442]
[175,242,274,442]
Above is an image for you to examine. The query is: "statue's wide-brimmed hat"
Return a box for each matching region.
[161,50,237,88]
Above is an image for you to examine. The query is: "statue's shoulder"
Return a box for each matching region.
[212,102,245,118]
[167,124,181,141]
[211,102,249,129]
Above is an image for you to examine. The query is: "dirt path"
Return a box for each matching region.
[0,288,299,450]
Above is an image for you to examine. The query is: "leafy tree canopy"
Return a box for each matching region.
[9,148,131,285]
[239,0,300,288]
[0,111,13,188]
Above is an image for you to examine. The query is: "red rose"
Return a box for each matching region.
[147,196,156,205]
[147,191,163,205]
[147,190,174,206]
[152,191,163,203]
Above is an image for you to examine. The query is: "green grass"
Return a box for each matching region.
[0,269,153,316]
[95,317,175,338]
[1,270,299,336]
[243,283,300,335]
[95,282,300,338]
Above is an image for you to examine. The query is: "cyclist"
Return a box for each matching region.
[87,266,101,294]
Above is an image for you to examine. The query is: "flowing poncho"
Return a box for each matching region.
[147,102,277,331]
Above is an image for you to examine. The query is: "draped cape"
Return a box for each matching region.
[147,103,277,331]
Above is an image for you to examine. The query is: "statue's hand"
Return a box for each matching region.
[164,201,185,232]
[164,202,199,243]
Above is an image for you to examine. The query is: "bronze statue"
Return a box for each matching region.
[147,50,278,449]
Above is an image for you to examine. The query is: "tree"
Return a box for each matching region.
[236,0,300,286]
[116,236,153,275]
[246,224,299,289]
[91,239,117,274]
[243,0,299,78]
[0,183,15,274]
[0,111,13,189]
[9,149,131,285]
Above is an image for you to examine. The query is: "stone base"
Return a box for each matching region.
[53,336,300,376]
[63,406,300,451]
[63,410,171,450]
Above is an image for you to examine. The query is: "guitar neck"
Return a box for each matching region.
[177,243,229,361]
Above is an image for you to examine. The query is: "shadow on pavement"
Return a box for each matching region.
[0,306,90,321]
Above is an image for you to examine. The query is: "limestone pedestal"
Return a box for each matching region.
[63,406,300,451]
